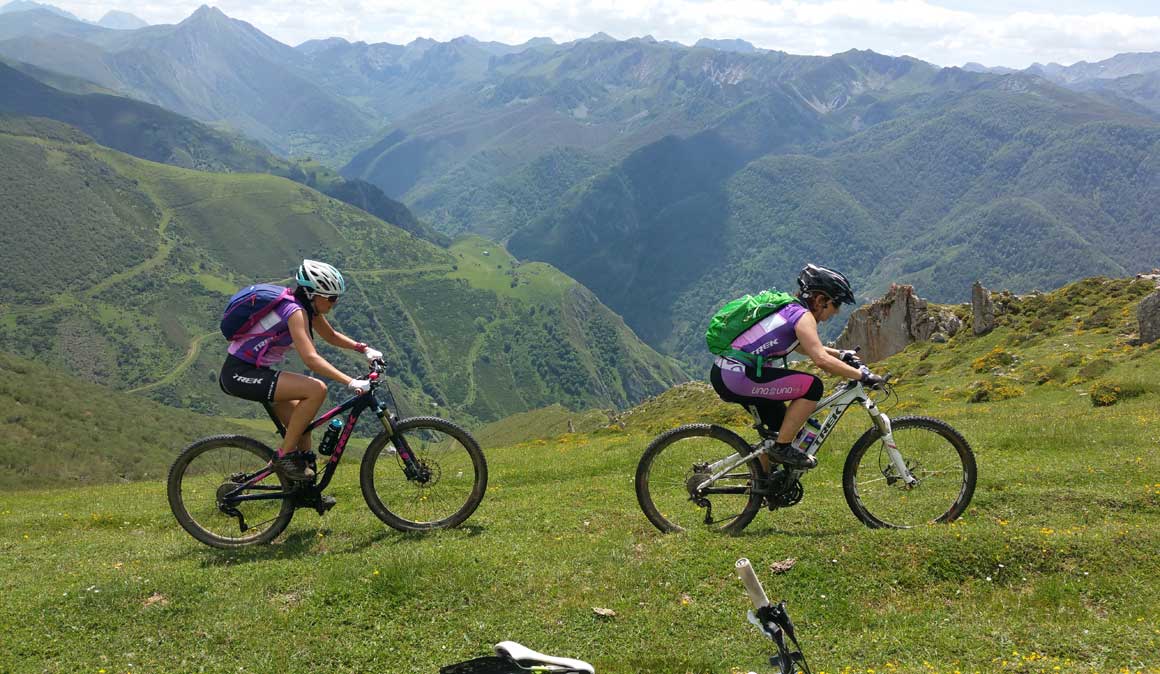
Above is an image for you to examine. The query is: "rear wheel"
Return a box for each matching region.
[842,416,976,529]
[360,417,487,531]
[635,424,764,534]
[167,435,295,548]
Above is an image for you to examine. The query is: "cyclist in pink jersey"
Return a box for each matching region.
[219,260,383,481]
[710,264,884,469]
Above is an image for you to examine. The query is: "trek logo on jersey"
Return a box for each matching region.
[752,339,781,355]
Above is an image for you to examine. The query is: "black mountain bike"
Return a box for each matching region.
[636,367,976,533]
[167,360,487,548]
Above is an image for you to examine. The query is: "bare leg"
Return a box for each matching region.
[271,372,327,455]
[272,400,313,452]
[777,398,818,446]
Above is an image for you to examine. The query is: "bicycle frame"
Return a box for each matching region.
[696,380,917,493]
[223,374,425,505]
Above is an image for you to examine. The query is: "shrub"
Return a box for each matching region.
[1089,381,1121,407]
[972,347,1016,373]
[967,379,1025,403]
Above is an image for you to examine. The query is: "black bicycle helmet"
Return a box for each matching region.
[797,263,855,305]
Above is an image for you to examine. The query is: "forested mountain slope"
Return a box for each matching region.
[509,75,1160,362]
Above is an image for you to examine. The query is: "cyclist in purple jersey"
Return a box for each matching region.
[710,264,884,468]
[219,260,383,481]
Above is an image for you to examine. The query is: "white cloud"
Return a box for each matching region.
[43,0,1160,68]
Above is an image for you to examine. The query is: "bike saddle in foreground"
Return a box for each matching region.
[440,641,595,673]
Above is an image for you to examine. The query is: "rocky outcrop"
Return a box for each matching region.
[1136,268,1160,283]
[1140,291,1160,344]
[972,281,996,335]
[835,284,962,363]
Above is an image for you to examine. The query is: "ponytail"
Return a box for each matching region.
[292,285,316,338]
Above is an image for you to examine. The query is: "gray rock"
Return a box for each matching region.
[1140,291,1160,344]
[836,284,962,362]
[972,281,996,335]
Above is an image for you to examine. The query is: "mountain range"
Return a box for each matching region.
[2,3,1158,380]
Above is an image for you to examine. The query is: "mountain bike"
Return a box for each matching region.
[167,360,487,548]
[635,366,976,533]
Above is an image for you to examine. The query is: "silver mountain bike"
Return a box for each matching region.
[635,372,976,533]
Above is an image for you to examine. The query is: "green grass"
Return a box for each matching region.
[1,384,1156,673]
[3,277,1159,672]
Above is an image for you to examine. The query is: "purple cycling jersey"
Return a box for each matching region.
[227,299,303,367]
[729,301,807,360]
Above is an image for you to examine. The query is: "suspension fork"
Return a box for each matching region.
[863,399,917,486]
[375,402,427,481]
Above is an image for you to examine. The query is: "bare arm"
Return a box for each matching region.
[287,310,352,385]
[794,312,864,380]
[312,313,362,351]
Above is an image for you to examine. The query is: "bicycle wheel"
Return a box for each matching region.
[167,435,295,548]
[360,416,487,531]
[635,424,764,534]
[842,416,976,529]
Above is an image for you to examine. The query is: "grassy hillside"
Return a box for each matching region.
[0,119,686,428]
[0,277,1156,672]
[0,59,446,244]
[0,351,258,490]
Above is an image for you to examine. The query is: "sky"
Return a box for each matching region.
[30,0,1160,69]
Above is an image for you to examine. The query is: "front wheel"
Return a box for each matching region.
[167,435,295,548]
[636,424,764,534]
[360,416,487,531]
[842,416,976,529]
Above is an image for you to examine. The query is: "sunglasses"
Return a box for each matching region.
[314,293,339,303]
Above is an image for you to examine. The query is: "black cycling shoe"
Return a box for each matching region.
[763,441,818,469]
[273,453,316,481]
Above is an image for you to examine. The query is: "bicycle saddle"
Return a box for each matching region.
[494,641,595,673]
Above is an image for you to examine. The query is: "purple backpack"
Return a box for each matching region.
[220,284,295,340]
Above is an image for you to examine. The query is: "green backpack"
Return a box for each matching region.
[705,289,800,370]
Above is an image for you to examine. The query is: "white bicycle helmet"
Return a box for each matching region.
[295,259,346,297]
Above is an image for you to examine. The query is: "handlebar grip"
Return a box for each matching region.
[735,558,770,609]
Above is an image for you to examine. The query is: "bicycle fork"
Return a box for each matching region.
[864,399,917,486]
[376,403,430,483]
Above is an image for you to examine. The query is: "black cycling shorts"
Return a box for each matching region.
[219,354,281,402]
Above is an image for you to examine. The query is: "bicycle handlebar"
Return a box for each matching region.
[735,558,770,609]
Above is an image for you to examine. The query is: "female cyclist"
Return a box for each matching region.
[710,264,884,469]
[218,259,382,480]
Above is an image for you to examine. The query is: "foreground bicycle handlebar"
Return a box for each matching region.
[736,559,813,674]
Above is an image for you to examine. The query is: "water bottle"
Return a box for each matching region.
[318,418,343,456]
[790,416,822,454]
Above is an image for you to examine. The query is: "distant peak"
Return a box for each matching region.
[98,10,147,30]
[188,5,226,20]
[581,32,617,43]
[694,38,757,54]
